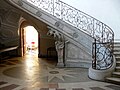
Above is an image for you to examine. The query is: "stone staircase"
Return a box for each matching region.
[6,0,115,80]
[106,41,120,85]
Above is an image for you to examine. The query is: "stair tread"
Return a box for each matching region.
[116,66,120,69]
[116,56,120,58]
[114,43,120,45]
[114,47,120,50]
[114,40,120,43]
[114,51,120,53]
[114,49,120,52]
[114,44,120,45]
[114,52,120,54]
[113,72,120,75]
[114,49,120,51]
[116,61,120,63]
[114,45,120,47]
[114,43,120,44]
[106,77,120,82]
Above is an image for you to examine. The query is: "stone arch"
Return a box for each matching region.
[18,17,39,56]
[0,16,2,28]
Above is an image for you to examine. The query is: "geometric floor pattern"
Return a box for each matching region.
[0,81,120,90]
[0,53,120,90]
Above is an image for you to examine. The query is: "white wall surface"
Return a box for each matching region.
[61,0,120,39]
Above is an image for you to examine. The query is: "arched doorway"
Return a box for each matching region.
[23,26,38,56]
[19,19,58,65]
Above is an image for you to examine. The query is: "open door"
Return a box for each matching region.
[22,26,38,56]
[23,28,26,55]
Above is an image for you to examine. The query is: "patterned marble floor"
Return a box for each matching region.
[0,53,120,90]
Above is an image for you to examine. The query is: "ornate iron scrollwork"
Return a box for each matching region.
[92,40,113,70]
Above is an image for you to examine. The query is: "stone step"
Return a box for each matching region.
[114,40,120,43]
[116,66,120,72]
[116,61,120,66]
[114,43,120,46]
[114,42,120,43]
[114,41,120,44]
[106,41,120,85]
[114,42,120,44]
[114,52,120,55]
[116,61,120,63]
[114,44,120,47]
[116,56,120,59]
[114,48,120,52]
[115,55,120,61]
[106,77,120,85]
[113,72,120,78]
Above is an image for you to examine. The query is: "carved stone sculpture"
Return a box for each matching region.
[47,26,65,66]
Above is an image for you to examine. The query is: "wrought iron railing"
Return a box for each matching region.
[26,0,114,70]
[92,39,114,70]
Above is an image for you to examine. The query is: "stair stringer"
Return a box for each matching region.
[47,26,93,68]
[6,0,94,68]
[89,55,116,81]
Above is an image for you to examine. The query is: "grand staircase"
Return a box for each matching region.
[106,41,120,85]
[4,0,117,83]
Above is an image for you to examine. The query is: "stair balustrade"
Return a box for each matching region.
[10,0,114,70]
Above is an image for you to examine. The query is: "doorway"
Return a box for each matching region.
[23,26,38,56]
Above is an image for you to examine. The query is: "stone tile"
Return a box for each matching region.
[0,81,8,85]
[20,87,36,90]
[56,89,66,90]
[0,60,7,64]
[49,89,56,90]
[1,55,120,90]
[20,87,32,90]
[32,82,48,88]
[0,84,19,90]
[49,83,58,88]
[105,85,120,90]
[6,62,15,65]
[0,64,6,67]
[10,60,22,64]
[40,88,49,90]
[90,87,105,90]
[72,88,85,90]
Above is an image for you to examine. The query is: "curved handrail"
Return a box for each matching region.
[20,0,114,69]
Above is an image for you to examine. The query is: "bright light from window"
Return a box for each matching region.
[24,26,38,49]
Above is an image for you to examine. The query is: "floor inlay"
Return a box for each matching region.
[41,67,77,82]
[0,81,8,85]
[90,87,105,90]
[72,88,85,90]
[0,84,19,90]
[1,56,120,90]
[105,85,120,90]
